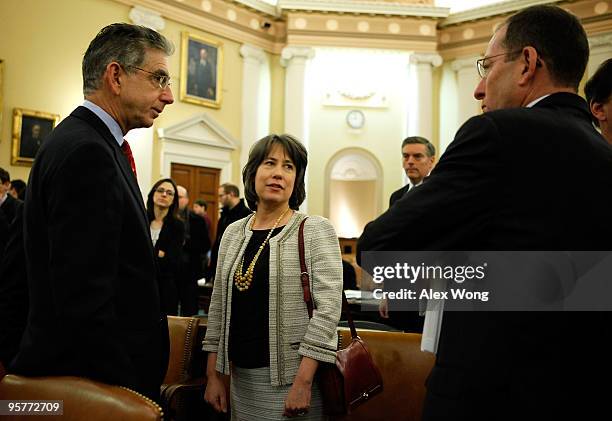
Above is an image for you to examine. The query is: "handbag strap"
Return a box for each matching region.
[298,218,358,340]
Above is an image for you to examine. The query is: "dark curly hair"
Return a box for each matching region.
[242,134,307,211]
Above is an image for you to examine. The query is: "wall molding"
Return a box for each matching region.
[128,6,166,30]
[439,0,562,27]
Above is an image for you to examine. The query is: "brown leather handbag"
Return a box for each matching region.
[298,219,383,415]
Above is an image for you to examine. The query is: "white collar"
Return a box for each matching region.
[526,94,551,108]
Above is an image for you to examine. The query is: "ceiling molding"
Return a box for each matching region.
[589,31,612,47]
[129,6,166,30]
[113,0,286,53]
[439,0,562,28]
[232,0,281,17]
[278,0,450,18]
[113,0,612,58]
[286,33,437,51]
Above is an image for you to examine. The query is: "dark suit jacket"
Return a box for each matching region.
[0,201,27,367]
[0,208,8,263]
[181,210,210,277]
[389,184,409,207]
[209,199,252,280]
[358,93,612,418]
[153,217,184,314]
[0,194,21,224]
[10,106,169,401]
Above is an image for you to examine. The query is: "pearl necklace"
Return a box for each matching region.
[234,207,290,292]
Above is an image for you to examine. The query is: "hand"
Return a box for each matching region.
[379,297,389,318]
[283,379,311,418]
[157,250,166,258]
[204,373,227,413]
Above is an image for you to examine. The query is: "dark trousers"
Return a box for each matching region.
[177,260,199,316]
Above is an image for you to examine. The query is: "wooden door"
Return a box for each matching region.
[171,163,220,241]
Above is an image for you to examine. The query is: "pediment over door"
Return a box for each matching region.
[157,114,238,186]
[157,114,238,151]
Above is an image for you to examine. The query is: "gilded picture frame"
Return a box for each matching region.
[12,108,60,166]
[180,31,223,109]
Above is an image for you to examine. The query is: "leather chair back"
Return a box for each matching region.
[333,329,435,421]
[0,375,162,420]
[164,316,200,384]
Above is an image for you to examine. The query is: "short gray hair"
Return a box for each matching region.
[401,136,435,158]
[82,23,174,95]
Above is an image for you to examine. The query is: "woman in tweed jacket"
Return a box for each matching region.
[203,134,343,419]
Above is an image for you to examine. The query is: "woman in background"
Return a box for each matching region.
[203,134,343,419]
[146,178,184,315]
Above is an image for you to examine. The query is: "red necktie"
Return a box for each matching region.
[121,140,138,179]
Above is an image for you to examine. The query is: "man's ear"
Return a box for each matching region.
[104,62,123,95]
[517,46,539,86]
[590,101,607,124]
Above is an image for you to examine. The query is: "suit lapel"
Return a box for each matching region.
[113,145,148,220]
[70,107,149,229]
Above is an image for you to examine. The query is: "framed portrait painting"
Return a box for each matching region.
[180,32,223,109]
[12,108,60,166]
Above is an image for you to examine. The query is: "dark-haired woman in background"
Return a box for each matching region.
[146,178,184,316]
[203,134,342,419]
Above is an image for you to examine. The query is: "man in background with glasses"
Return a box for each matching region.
[359,5,612,418]
[9,23,174,402]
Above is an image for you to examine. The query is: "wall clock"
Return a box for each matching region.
[346,109,365,129]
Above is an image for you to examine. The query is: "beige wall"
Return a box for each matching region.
[0,0,129,181]
[152,19,243,183]
[2,0,610,206]
[0,0,248,187]
[306,48,410,218]
[329,179,377,238]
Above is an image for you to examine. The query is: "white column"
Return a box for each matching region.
[407,53,442,141]
[588,33,612,77]
[281,46,315,212]
[281,46,314,142]
[239,44,270,192]
[451,56,482,128]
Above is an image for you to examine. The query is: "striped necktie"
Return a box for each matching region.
[121,140,137,179]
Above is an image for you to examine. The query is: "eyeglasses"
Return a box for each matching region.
[128,66,172,89]
[155,187,175,197]
[476,50,522,79]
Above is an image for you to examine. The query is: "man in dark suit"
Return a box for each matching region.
[0,168,21,224]
[176,185,210,316]
[0,201,27,368]
[383,137,435,332]
[208,183,252,282]
[0,209,8,265]
[388,136,435,207]
[9,23,175,401]
[358,6,612,419]
[194,47,215,99]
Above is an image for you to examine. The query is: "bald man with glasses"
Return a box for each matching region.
[359,5,612,419]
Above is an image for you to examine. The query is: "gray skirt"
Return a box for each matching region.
[230,366,326,421]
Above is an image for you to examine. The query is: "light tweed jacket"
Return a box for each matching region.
[202,211,343,386]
